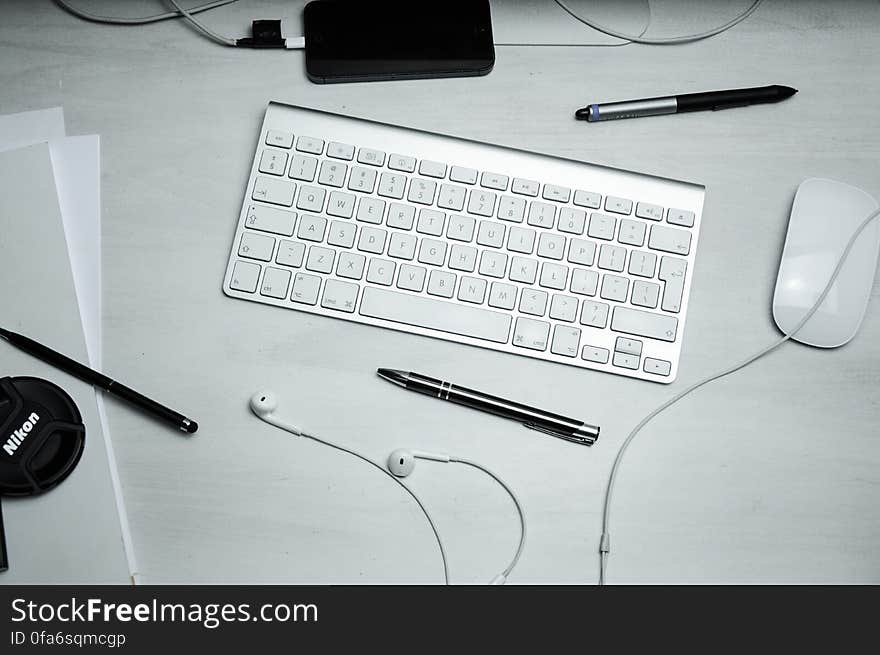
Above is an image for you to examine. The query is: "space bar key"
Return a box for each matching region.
[359,287,512,344]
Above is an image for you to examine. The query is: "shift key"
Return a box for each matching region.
[611,307,678,342]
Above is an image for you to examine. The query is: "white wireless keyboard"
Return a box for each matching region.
[223,103,705,383]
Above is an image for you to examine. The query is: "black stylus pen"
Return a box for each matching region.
[377,369,599,446]
[0,327,198,434]
[575,84,797,122]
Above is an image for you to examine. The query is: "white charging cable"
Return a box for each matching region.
[599,205,880,585]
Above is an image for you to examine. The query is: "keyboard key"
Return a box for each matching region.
[318,160,347,187]
[366,258,395,285]
[649,224,691,255]
[356,197,386,224]
[438,184,467,211]
[614,337,642,356]
[631,280,660,309]
[542,184,571,203]
[580,300,609,328]
[537,232,566,260]
[417,239,447,266]
[582,345,609,364]
[276,240,305,267]
[458,277,487,304]
[266,130,293,149]
[551,325,581,357]
[618,218,646,247]
[600,274,629,302]
[305,246,334,273]
[539,262,568,290]
[260,267,291,299]
[527,201,555,229]
[295,185,325,212]
[378,172,407,199]
[667,208,695,228]
[289,155,318,182]
[509,256,537,284]
[253,176,296,207]
[408,178,437,205]
[587,213,616,240]
[337,252,366,279]
[387,203,415,230]
[476,221,505,248]
[291,272,321,304]
[359,287,511,343]
[449,244,477,272]
[296,136,324,154]
[239,232,274,261]
[659,256,687,313]
[598,244,626,272]
[450,166,478,185]
[611,306,678,342]
[397,263,427,292]
[419,160,447,178]
[478,251,508,278]
[321,278,359,313]
[628,251,657,278]
[357,226,388,254]
[447,214,476,242]
[497,195,526,223]
[605,196,633,215]
[508,226,536,254]
[327,142,355,160]
[259,149,288,176]
[549,294,578,322]
[467,189,497,217]
[481,172,509,191]
[328,220,357,248]
[488,282,517,310]
[519,289,548,316]
[357,148,385,166]
[388,232,417,260]
[643,357,672,376]
[297,214,327,242]
[230,260,261,292]
[512,317,550,351]
[573,190,601,209]
[327,190,355,218]
[570,268,598,296]
[388,154,416,172]
[512,178,539,196]
[636,202,664,221]
[244,204,296,236]
[416,209,445,236]
[613,352,639,370]
[558,207,586,235]
[567,239,597,266]
[348,166,377,193]
[427,270,456,298]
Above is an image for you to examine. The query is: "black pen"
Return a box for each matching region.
[0,327,198,434]
[377,369,599,446]
[575,84,797,122]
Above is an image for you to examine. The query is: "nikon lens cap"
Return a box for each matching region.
[0,376,85,572]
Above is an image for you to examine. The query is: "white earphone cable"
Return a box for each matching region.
[297,431,450,585]
[163,0,237,47]
[53,0,239,25]
[599,205,880,585]
[554,0,764,45]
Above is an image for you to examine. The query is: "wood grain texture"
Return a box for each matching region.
[0,0,877,583]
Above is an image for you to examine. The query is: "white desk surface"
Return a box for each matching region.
[1,0,878,584]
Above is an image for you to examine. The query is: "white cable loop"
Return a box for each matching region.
[54,0,239,25]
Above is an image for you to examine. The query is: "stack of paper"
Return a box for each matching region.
[0,108,136,583]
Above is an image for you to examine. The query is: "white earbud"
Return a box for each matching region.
[249,391,302,435]
[387,448,451,477]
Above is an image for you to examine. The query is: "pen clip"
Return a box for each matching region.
[523,422,592,446]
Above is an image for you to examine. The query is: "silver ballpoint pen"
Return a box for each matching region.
[377,369,600,446]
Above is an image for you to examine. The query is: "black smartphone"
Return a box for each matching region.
[303,0,495,84]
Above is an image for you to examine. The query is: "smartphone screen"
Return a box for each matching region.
[304,0,495,84]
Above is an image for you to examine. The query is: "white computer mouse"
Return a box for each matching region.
[772,178,880,348]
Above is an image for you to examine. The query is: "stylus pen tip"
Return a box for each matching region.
[575,107,591,120]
